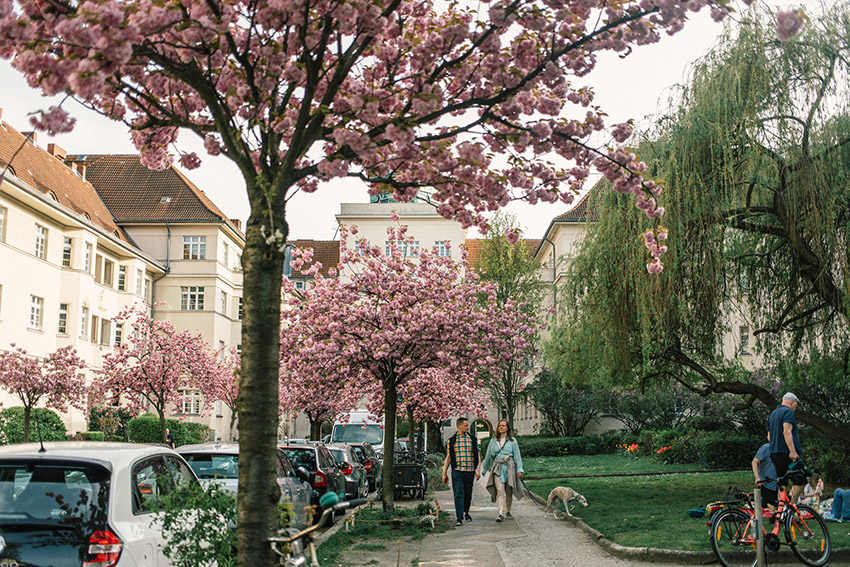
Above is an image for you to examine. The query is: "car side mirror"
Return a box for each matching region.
[296,466,311,483]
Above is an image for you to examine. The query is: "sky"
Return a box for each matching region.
[0,0,825,242]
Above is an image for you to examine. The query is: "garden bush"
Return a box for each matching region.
[89,406,136,441]
[77,431,106,441]
[182,422,211,445]
[800,428,850,485]
[638,428,761,469]
[481,432,626,458]
[128,414,183,444]
[0,407,67,444]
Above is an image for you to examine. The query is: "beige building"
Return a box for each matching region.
[0,114,245,439]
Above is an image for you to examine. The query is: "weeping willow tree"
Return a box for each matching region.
[546,4,850,444]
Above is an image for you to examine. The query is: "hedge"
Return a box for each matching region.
[480,431,627,458]
[127,414,210,446]
[0,407,67,444]
[639,428,762,469]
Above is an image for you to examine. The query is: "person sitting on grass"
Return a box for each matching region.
[826,488,850,522]
[799,474,823,506]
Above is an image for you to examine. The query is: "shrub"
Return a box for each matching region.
[89,406,137,441]
[182,422,211,445]
[481,433,623,458]
[0,407,67,444]
[79,431,106,441]
[801,428,850,485]
[127,415,184,444]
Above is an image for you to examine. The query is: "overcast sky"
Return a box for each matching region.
[0,0,826,242]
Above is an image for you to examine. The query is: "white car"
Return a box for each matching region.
[0,441,200,567]
[177,441,313,527]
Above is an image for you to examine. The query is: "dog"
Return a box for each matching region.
[546,486,588,516]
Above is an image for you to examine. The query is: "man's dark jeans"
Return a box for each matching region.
[451,469,475,521]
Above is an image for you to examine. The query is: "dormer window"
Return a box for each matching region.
[160,196,172,203]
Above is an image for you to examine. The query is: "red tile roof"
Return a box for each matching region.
[287,239,340,277]
[66,154,242,236]
[553,180,602,223]
[0,122,134,245]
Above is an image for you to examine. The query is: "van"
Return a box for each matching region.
[330,410,385,456]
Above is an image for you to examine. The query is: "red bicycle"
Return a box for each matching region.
[709,468,830,567]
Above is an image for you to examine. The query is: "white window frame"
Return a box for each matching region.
[58,303,69,334]
[117,266,126,291]
[435,240,451,257]
[183,236,206,260]
[103,259,114,287]
[0,206,6,242]
[220,291,227,315]
[739,326,751,355]
[84,242,92,273]
[181,286,205,310]
[143,277,150,302]
[237,297,243,320]
[29,295,44,330]
[135,269,143,295]
[80,306,89,338]
[34,224,47,259]
[222,241,229,266]
[114,322,124,347]
[179,389,202,415]
[62,237,73,267]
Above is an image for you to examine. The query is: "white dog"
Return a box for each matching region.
[546,486,588,516]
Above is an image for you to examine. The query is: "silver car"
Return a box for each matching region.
[177,442,313,526]
[326,443,369,500]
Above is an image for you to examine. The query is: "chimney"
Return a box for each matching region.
[21,131,37,144]
[229,218,242,231]
[71,162,87,180]
[47,143,67,161]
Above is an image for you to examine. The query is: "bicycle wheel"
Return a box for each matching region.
[710,508,758,567]
[785,503,830,567]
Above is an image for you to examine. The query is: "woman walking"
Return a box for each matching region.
[482,419,524,522]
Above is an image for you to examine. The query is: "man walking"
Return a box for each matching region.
[442,417,481,526]
[768,392,806,502]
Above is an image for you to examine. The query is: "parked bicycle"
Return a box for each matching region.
[709,464,830,567]
[269,492,367,567]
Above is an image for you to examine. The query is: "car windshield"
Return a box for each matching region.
[0,460,110,527]
[331,424,382,445]
[282,448,316,470]
[182,454,239,479]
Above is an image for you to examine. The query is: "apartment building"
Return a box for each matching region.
[0,114,245,439]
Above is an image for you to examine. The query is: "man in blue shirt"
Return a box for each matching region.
[768,392,805,502]
[752,437,778,509]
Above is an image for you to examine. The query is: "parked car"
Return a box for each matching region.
[348,442,382,493]
[0,441,200,567]
[279,443,347,508]
[326,444,369,500]
[176,441,312,526]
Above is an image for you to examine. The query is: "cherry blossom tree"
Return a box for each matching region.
[281,227,534,508]
[0,344,86,442]
[201,347,241,440]
[98,307,223,444]
[0,0,732,558]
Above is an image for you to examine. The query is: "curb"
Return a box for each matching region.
[528,491,850,565]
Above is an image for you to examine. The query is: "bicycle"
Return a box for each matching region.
[709,465,830,567]
[269,492,368,566]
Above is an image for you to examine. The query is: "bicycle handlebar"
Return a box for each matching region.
[268,496,369,546]
[758,459,811,486]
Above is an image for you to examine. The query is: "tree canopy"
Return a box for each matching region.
[547,3,850,444]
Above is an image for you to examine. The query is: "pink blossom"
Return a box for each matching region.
[776,11,803,42]
[27,106,76,135]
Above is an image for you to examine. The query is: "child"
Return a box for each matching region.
[799,473,823,506]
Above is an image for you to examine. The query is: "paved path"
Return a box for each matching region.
[418,478,703,567]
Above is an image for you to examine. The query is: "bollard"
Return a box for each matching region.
[754,487,764,567]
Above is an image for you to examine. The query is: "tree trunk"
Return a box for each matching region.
[237,219,287,567]
[229,409,237,441]
[158,409,167,444]
[23,405,31,443]
[426,419,444,454]
[381,379,398,511]
[406,406,416,452]
[309,417,323,441]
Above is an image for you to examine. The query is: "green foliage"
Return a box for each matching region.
[128,414,183,444]
[541,3,850,447]
[89,406,137,441]
[0,407,66,444]
[481,432,626,459]
[639,429,761,469]
[182,422,211,445]
[799,427,850,486]
[152,481,238,567]
[527,369,613,437]
[79,431,106,441]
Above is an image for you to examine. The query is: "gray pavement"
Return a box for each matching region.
[419,477,704,567]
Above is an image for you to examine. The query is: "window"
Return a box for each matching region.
[435,240,451,257]
[220,291,227,315]
[181,287,205,310]
[143,278,150,302]
[34,224,47,259]
[135,269,143,295]
[58,303,69,334]
[91,315,100,343]
[294,281,305,290]
[84,243,92,273]
[103,259,114,287]
[80,306,89,338]
[100,319,111,346]
[215,401,223,417]
[62,237,73,267]
[118,266,126,291]
[29,295,44,330]
[0,206,6,242]
[384,240,419,257]
[222,242,229,266]
[237,297,243,320]
[114,322,123,347]
[94,255,103,282]
[236,344,242,355]
[179,389,201,414]
[183,236,206,260]
[739,326,751,355]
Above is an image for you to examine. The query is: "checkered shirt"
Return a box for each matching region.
[454,433,475,471]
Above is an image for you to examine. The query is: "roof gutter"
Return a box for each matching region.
[150,221,172,319]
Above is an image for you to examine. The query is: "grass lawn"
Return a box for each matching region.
[523,454,850,552]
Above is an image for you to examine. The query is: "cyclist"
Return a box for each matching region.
[768,392,807,502]
[752,434,778,510]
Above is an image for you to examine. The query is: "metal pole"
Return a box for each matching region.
[754,487,765,567]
